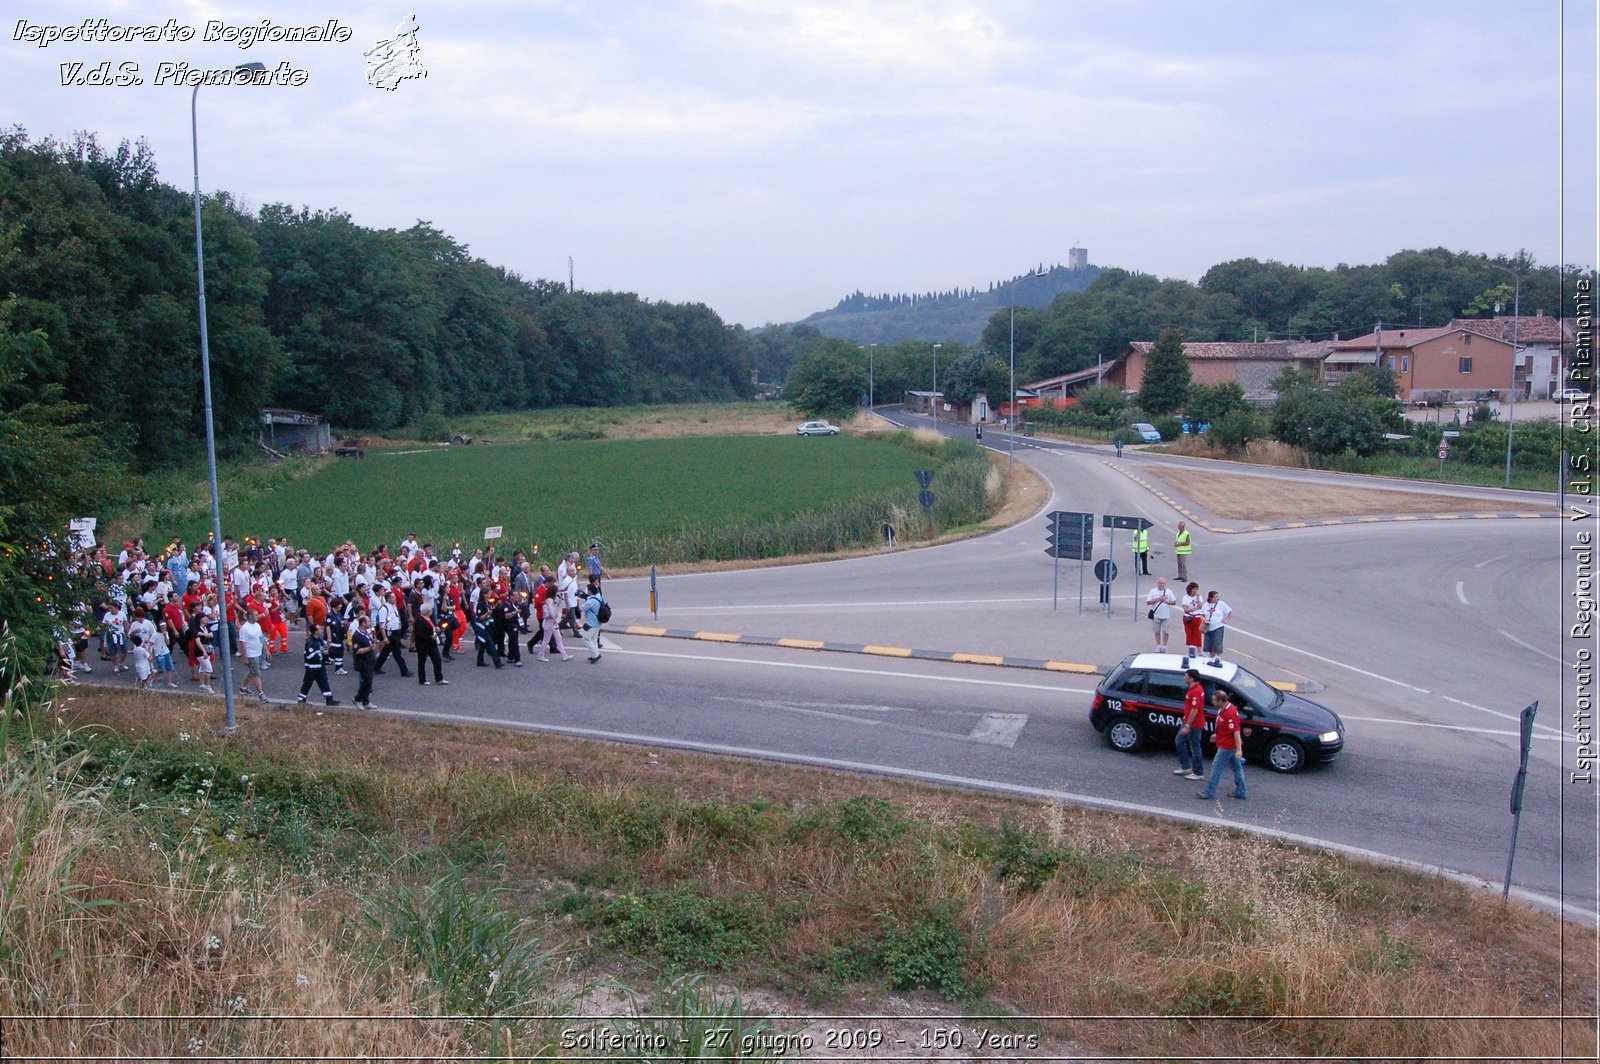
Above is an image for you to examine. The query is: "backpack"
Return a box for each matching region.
[595,596,612,624]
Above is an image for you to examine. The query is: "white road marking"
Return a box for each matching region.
[612,646,1098,694]
[365,703,1600,926]
[1436,694,1565,734]
[1456,581,1469,606]
[969,712,1029,747]
[1498,629,1575,667]
[1475,554,1509,568]
[1231,626,1432,693]
[1339,714,1573,742]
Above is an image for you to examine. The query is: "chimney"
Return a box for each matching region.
[1536,308,1545,318]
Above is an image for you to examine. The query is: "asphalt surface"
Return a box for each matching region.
[89,409,1597,922]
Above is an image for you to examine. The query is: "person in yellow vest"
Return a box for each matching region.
[1174,521,1192,581]
[1132,525,1150,575]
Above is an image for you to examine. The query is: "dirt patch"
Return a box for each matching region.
[1145,467,1555,522]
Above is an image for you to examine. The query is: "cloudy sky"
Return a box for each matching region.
[4,1,1595,327]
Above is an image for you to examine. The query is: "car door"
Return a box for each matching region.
[1212,681,1277,761]
[1139,670,1189,746]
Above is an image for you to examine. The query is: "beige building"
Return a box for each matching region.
[1104,341,1323,401]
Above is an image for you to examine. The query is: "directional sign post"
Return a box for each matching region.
[1046,511,1094,613]
[915,471,936,532]
[1102,515,1151,621]
[1502,701,1539,905]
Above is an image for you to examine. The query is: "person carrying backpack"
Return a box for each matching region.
[579,581,609,664]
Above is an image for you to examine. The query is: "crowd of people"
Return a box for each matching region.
[56,533,612,710]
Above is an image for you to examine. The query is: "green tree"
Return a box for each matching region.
[1137,328,1190,415]
[785,340,868,419]
[1073,384,1128,425]
[0,317,120,680]
[1183,382,1248,425]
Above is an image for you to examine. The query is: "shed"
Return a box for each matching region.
[260,408,331,453]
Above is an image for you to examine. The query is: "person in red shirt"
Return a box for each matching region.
[265,590,289,657]
[1173,669,1207,782]
[1197,688,1247,800]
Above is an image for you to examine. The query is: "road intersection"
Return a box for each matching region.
[153,410,1597,921]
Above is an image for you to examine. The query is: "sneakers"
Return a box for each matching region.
[1231,792,1247,800]
[561,654,572,661]
[257,694,269,705]
[1172,768,1188,775]
[325,698,340,706]
[420,680,432,686]
[1194,792,1213,800]
[167,681,179,688]
[297,695,308,704]
[199,683,214,693]
[438,679,449,685]
[335,668,348,675]
[588,655,601,664]
[1185,773,1204,781]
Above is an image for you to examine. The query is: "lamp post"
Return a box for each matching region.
[193,61,266,731]
[1007,269,1046,472]
[860,343,878,410]
[1486,252,1526,488]
[931,342,942,421]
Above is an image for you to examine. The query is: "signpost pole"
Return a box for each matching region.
[1078,514,1088,615]
[1052,512,1061,611]
[1502,701,1539,905]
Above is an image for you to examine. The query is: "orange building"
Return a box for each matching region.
[1325,326,1516,403]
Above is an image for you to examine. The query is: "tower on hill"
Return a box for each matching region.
[1068,246,1088,270]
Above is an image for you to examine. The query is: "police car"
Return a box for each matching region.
[1089,653,1345,773]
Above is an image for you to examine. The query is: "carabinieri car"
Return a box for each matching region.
[1089,653,1345,772]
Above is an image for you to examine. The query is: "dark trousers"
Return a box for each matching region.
[354,666,373,704]
[416,643,443,683]
[375,633,411,675]
[1135,551,1150,575]
[476,631,501,667]
[439,617,457,658]
[299,666,333,701]
[496,624,521,663]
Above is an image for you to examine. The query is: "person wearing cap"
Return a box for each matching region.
[586,542,608,588]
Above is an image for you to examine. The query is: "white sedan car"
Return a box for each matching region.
[796,421,840,436]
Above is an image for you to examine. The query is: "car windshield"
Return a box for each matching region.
[1226,666,1284,711]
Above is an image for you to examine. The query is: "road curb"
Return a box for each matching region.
[1105,462,1559,534]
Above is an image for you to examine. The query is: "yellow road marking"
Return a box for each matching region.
[777,638,825,650]
[1045,660,1099,674]
[626,626,667,636]
[953,652,1004,666]
[863,645,913,657]
[695,631,742,642]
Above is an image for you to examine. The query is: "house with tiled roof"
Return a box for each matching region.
[1100,341,1324,401]
[1326,326,1515,403]
[1450,313,1575,399]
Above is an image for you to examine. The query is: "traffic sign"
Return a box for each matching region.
[914,470,935,489]
[1103,514,1152,531]
[1045,510,1093,561]
[918,489,936,509]
[1094,558,1118,583]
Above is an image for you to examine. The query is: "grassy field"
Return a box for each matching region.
[6,684,1592,1061]
[147,432,992,568]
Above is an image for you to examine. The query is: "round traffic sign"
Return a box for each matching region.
[918,490,936,509]
[1093,558,1118,583]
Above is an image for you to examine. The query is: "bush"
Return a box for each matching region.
[412,410,451,443]
[876,903,985,1004]
[1151,415,1183,442]
[1209,409,1263,452]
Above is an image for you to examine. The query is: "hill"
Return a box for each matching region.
[798,261,1103,344]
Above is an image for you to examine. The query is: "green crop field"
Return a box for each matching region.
[174,434,991,567]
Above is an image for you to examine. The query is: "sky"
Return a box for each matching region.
[3,0,1596,328]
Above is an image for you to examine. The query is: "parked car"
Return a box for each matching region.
[1556,388,1591,402]
[796,420,840,436]
[1130,422,1162,443]
[1089,653,1345,773]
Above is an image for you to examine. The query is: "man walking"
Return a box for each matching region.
[1145,578,1178,654]
[372,593,412,677]
[350,613,377,709]
[579,584,604,663]
[295,623,340,706]
[1132,523,1150,576]
[1174,521,1192,581]
[1173,668,1206,782]
[237,608,268,705]
[1196,687,1246,801]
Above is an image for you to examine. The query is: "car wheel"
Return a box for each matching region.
[1265,737,1306,773]
[1105,718,1144,753]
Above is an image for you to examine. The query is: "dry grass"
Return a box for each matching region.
[7,687,1594,1061]
[1143,465,1556,521]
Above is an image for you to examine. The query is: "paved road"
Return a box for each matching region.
[120,412,1596,920]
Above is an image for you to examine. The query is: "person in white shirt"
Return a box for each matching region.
[1202,590,1234,666]
[1144,578,1178,654]
[237,609,268,703]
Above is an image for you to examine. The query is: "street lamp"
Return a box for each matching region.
[193,61,266,731]
[1486,252,1526,487]
[1008,269,1047,472]
[931,342,942,420]
[860,343,879,410]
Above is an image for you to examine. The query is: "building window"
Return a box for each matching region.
[1459,356,1473,374]
[1401,356,1409,372]
[1388,355,1396,371]
[1463,332,1472,344]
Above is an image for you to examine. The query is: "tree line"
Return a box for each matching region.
[976,252,1581,387]
[0,128,756,469]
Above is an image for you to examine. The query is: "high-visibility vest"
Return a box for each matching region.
[1174,529,1192,555]
[1132,529,1149,554]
